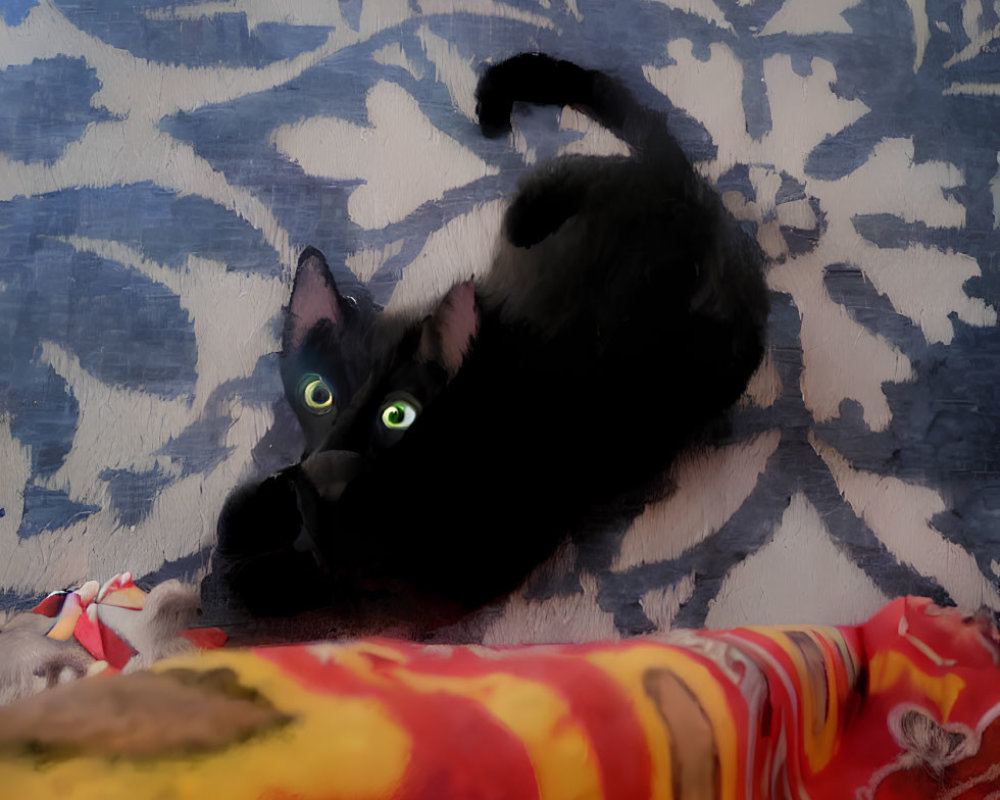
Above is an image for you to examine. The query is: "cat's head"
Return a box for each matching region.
[280,247,479,457]
[204,247,482,623]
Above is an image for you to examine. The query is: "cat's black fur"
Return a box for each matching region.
[203,54,769,626]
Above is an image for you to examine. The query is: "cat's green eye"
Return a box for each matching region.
[299,373,334,415]
[380,399,418,430]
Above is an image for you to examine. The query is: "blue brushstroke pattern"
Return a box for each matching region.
[100,465,172,527]
[0,57,113,164]
[0,0,38,26]
[0,239,197,397]
[18,485,100,539]
[1,184,280,275]
[154,355,292,478]
[52,0,330,68]
[0,182,281,484]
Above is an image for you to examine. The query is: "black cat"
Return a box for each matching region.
[204,53,769,626]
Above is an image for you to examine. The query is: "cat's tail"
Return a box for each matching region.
[475,53,688,172]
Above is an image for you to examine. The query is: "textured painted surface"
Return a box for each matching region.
[1,0,999,636]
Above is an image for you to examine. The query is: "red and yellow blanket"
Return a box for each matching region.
[1,595,998,799]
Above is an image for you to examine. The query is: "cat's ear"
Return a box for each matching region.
[283,247,344,352]
[419,280,479,377]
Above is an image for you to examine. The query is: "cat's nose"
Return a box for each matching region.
[299,450,361,502]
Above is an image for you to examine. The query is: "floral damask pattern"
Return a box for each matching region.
[0,0,998,633]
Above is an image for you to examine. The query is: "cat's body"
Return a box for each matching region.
[204,54,769,627]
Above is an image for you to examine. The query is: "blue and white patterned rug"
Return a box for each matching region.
[1,0,999,640]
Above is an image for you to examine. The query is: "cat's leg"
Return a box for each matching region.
[502,161,594,247]
[203,466,332,617]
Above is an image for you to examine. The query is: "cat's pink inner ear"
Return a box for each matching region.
[423,280,479,376]
[286,253,341,350]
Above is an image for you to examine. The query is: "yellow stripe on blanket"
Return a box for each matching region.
[0,649,411,800]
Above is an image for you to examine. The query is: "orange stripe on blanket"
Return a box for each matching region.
[400,643,654,800]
